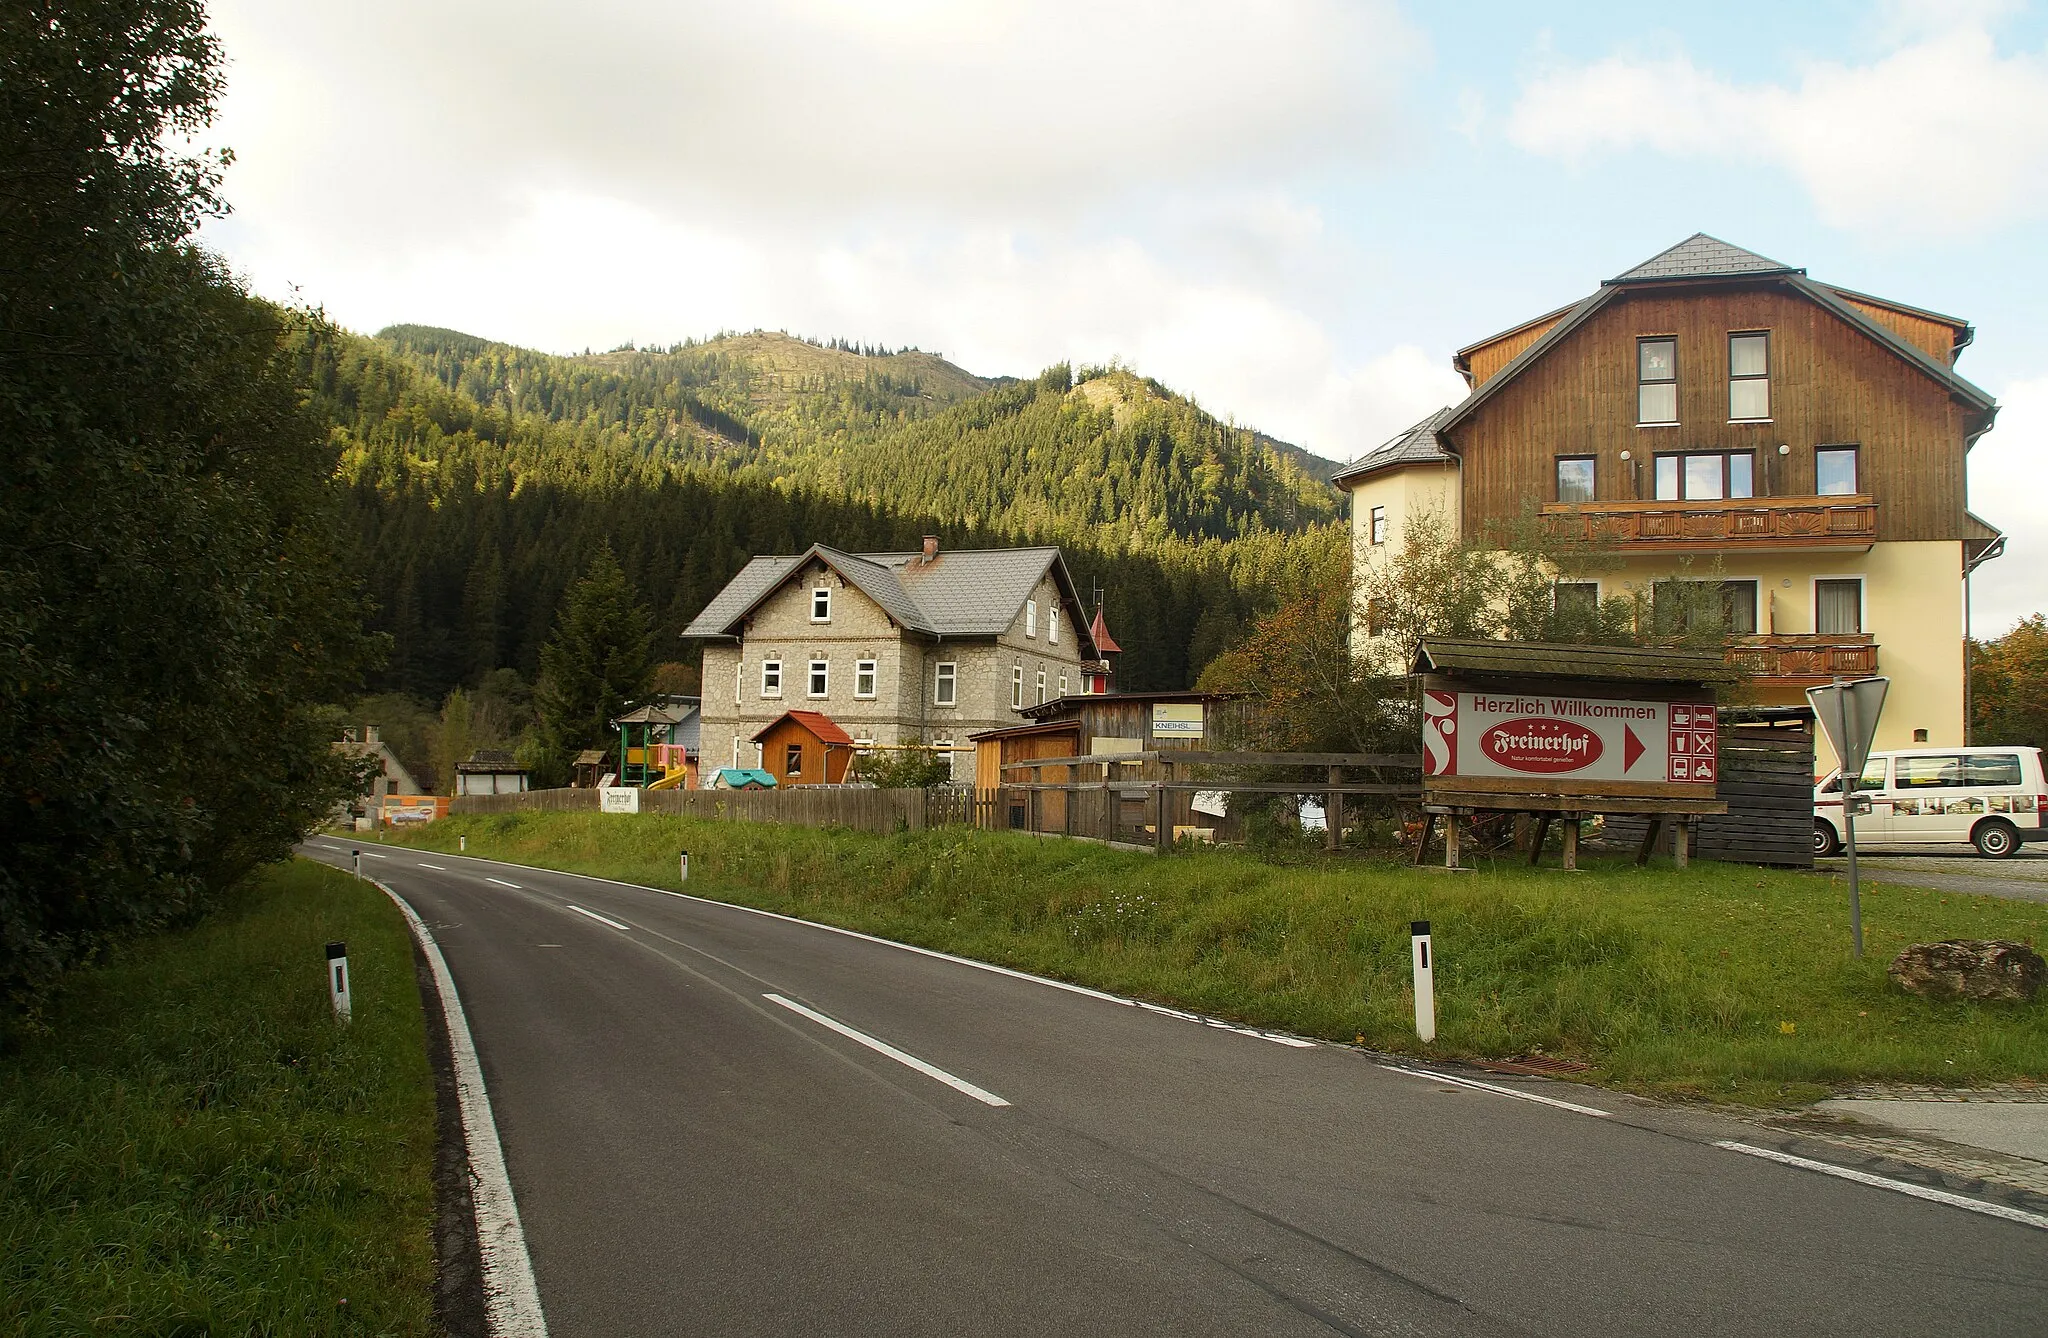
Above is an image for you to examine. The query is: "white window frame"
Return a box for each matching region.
[808,658,829,698]
[1049,606,1060,645]
[1025,599,1038,638]
[1036,668,1047,705]
[934,661,957,707]
[854,659,877,699]
[761,659,782,698]
[811,586,831,622]
[1058,670,1068,698]
[1814,576,1866,637]
[1728,331,1771,423]
[735,661,743,706]
[1011,665,1024,710]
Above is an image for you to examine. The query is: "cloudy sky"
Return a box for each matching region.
[201,0,2048,630]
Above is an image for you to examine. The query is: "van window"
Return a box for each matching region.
[1964,754,2024,787]
[1819,757,1888,792]
[1894,755,1963,789]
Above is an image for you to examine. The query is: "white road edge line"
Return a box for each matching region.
[309,839,1316,1048]
[359,872,548,1336]
[485,877,523,889]
[763,993,1011,1108]
[1715,1141,2048,1231]
[1379,1063,1611,1118]
[567,904,631,932]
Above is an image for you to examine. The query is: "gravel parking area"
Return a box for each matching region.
[1815,847,2048,904]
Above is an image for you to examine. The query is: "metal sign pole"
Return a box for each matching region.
[1841,775,1864,958]
[1806,677,1887,959]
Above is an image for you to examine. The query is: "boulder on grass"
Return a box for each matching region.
[1888,940,2045,1002]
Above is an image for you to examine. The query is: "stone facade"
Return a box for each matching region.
[697,557,1088,782]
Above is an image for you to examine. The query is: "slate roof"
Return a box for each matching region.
[685,543,1098,654]
[1412,637,1738,685]
[1606,233,1801,284]
[1329,407,1457,488]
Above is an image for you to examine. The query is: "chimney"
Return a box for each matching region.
[365,725,380,745]
[921,535,939,562]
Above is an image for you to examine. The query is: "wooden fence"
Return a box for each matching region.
[1603,723,1816,867]
[452,785,977,835]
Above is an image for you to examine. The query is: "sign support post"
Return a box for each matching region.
[1805,677,1889,958]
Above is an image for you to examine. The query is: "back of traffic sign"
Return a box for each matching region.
[1805,677,1889,775]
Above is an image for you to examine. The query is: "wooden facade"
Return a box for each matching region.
[752,711,853,787]
[1448,285,1980,545]
[1456,305,1572,388]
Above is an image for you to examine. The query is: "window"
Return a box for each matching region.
[1966,754,2024,786]
[761,659,782,697]
[1058,670,1068,698]
[1653,451,1754,501]
[855,659,877,698]
[934,661,957,706]
[1363,598,1386,637]
[1652,579,1757,635]
[1553,582,1600,617]
[1369,505,1388,545]
[811,587,831,622]
[1729,332,1770,420]
[1025,599,1037,637]
[1895,755,1965,789]
[1816,446,1859,496]
[1721,579,1759,636]
[1555,457,1596,503]
[808,659,828,697]
[1815,579,1862,635]
[1638,337,1677,424]
[785,743,804,778]
[1819,757,1888,793]
[735,662,743,706]
[1035,669,1047,705]
[1049,607,1060,645]
[1011,665,1024,709]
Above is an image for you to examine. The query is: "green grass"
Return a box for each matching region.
[386,812,2048,1106]
[1,859,437,1336]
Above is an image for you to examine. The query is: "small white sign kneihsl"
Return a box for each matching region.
[599,786,641,814]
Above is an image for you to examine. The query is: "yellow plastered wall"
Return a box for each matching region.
[1585,540,1965,771]
[1346,462,1459,660]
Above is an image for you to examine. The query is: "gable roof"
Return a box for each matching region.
[1330,407,1458,489]
[1606,233,1801,284]
[1439,236,1996,441]
[751,709,856,746]
[685,543,1099,654]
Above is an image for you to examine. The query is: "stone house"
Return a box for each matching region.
[684,538,1101,781]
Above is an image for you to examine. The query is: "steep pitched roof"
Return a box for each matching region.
[1440,236,1996,439]
[1330,408,1458,489]
[1088,606,1122,655]
[685,543,1099,654]
[1606,233,1801,284]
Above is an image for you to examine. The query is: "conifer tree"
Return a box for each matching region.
[534,545,653,782]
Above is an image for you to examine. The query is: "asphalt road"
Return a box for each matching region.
[303,839,2048,1336]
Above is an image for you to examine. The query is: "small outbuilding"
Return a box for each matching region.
[454,749,531,797]
[752,709,855,787]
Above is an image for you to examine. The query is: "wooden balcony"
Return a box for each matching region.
[1728,634,1878,683]
[1541,495,1878,551]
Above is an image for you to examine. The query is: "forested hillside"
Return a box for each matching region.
[317,325,1337,721]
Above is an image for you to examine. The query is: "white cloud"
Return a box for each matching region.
[1969,376,2048,634]
[1507,26,2048,239]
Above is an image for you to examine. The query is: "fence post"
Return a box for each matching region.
[1326,765,1342,851]
[1154,760,1173,854]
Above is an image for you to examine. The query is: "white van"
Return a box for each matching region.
[1814,746,2048,859]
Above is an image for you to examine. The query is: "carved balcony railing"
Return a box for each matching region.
[1728,634,1878,682]
[1541,495,1878,551]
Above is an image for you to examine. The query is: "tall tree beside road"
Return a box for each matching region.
[1970,614,2048,753]
[535,546,654,783]
[0,0,375,1009]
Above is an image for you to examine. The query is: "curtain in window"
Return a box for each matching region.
[1816,580,1861,635]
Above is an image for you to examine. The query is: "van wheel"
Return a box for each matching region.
[1973,819,2019,859]
[1814,821,1842,858]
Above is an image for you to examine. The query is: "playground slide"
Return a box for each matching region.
[647,766,688,791]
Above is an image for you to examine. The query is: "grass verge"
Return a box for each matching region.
[382,811,2048,1107]
[1,859,437,1336]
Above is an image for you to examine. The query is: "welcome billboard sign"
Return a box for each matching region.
[1423,689,1718,791]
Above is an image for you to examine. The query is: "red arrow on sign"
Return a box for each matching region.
[1624,724,1646,771]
